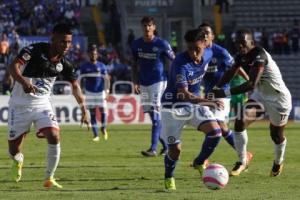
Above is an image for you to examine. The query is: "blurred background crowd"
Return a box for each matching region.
[0,0,300,99]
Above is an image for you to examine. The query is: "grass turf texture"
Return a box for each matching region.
[0,121,299,200]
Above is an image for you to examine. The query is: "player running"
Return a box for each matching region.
[7,23,89,188]
[192,23,253,167]
[161,28,224,190]
[212,29,292,177]
[78,47,110,142]
[131,16,175,157]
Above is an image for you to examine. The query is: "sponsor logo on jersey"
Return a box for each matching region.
[22,53,31,61]
[56,63,63,72]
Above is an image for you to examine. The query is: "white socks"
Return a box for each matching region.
[46,143,61,179]
[9,152,24,163]
[234,130,248,165]
[274,138,287,165]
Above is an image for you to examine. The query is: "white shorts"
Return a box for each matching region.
[140,81,167,112]
[85,90,107,109]
[7,103,59,140]
[209,98,230,122]
[249,90,292,126]
[161,105,216,145]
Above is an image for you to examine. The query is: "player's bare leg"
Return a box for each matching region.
[8,134,26,182]
[43,128,62,188]
[269,124,286,177]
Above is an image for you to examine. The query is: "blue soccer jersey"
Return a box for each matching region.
[161,49,213,108]
[131,36,175,86]
[79,61,107,93]
[203,43,234,94]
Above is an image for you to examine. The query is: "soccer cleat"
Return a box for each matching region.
[270,161,283,177]
[11,160,23,182]
[159,148,168,156]
[192,159,209,176]
[230,151,253,176]
[230,162,248,176]
[164,177,176,191]
[141,149,157,157]
[102,130,108,140]
[93,136,100,142]
[44,177,63,189]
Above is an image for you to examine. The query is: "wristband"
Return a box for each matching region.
[224,89,231,97]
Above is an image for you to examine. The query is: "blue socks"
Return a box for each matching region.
[164,154,178,178]
[89,108,99,137]
[222,129,235,149]
[89,108,107,137]
[194,129,222,165]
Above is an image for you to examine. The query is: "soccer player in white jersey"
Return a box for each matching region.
[7,23,89,188]
[131,16,175,157]
[212,29,292,177]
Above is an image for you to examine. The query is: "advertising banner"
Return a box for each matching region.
[0,95,151,125]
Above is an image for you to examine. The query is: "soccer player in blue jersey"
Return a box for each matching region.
[192,23,253,167]
[131,16,175,157]
[161,28,224,190]
[79,47,110,141]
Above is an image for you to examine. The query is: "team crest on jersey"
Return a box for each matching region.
[22,52,31,61]
[168,136,176,144]
[56,63,63,72]
[152,47,159,52]
[211,57,217,64]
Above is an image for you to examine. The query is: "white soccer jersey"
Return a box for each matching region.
[256,49,290,97]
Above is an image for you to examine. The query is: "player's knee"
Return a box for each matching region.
[45,131,60,144]
[234,119,246,132]
[168,143,181,160]
[270,126,285,144]
[206,129,222,148]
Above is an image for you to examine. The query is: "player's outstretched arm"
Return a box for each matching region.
[213,63,264,98]
[70,80,90,129]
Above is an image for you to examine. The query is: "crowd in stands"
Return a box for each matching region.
[0,0,82,36]
[215,22,300,56]
[1,0,300,95]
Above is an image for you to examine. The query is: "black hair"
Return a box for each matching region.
[184,29,207,43]
[198,22,212,29]
[52,23,73,35]
[141,16,155,25]
[236,29,254,41]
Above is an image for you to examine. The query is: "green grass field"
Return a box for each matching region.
[0,122,299,200]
